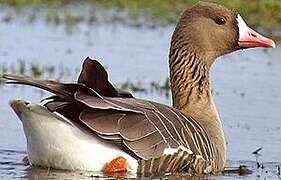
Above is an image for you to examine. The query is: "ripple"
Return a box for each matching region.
[0,149,26,155]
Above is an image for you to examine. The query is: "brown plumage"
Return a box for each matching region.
[2,1,275,177]
[3,58,217,175]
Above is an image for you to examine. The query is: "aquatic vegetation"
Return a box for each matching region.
[0,60,171,97]
[0,60,72,81]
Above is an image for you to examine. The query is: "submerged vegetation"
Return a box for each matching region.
[0,0,280,39]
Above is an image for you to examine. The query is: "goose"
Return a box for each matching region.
[2,1,275,177]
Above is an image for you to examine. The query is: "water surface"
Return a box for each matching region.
[0,7,281,180]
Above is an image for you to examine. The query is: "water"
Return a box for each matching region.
[0,7,281,180]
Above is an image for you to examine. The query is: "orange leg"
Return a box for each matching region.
[103,156,127,174]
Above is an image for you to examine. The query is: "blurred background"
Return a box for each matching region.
[0,0,280,179]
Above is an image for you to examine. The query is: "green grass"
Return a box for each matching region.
[95,0,281,30]
[0,0,280,35]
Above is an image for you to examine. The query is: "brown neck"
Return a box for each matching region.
[169,41,226,168]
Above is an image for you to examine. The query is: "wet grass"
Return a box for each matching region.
[0,60,77,81]
[0,0,280,39]
[0,61,171,97]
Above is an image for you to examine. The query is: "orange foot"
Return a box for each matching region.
[22,155,30,166]
[104,156,127,174]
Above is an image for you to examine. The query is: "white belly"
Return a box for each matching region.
[11,100,138,173]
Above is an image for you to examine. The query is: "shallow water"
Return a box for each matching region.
[0,7,281,180]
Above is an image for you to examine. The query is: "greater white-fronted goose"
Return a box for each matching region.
[2,1,275,177]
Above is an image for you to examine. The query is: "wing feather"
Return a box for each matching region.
[79,110,123,134]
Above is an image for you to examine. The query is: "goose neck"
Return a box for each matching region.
[169,44,226,168]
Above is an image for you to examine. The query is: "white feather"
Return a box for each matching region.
[14,101,138,173]
[163,145,193,155]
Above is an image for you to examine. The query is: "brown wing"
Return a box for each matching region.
[75,92,215,160]
[78,57,133,98]
[2,57,216,174]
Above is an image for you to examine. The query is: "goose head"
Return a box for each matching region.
[170,1,276,65]
[169,1,276,132]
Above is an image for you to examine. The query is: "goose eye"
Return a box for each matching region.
[215,17,226,25]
